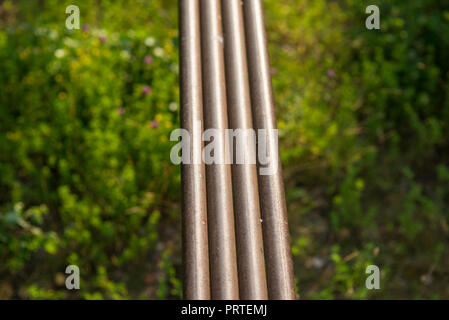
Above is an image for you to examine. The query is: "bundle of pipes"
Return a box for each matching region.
[180,0,295,300]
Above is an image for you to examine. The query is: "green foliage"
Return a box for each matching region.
[0,0,180,299]
[268,0,449,299]
[0,0,448,299]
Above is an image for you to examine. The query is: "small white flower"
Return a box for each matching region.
[55,49,66,58]
[145,37,156,47]
[169,102,178,112]
[154,47,164,58]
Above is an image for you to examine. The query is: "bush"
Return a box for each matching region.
[0,0,181,299]
[267,0,449,298]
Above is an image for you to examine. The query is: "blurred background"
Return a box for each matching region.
[0,0,448,299]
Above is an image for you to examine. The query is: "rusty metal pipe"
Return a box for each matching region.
[200,0,240,300]
[221,0,268,300]
[243,0,296,299]
[179,0,211,300]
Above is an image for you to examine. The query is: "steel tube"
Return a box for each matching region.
[179,0,210,300]
[200,0,240,300]
[221,0,268,300]
[243,0,296,299]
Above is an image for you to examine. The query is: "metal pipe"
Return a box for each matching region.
[200,0,240,300]
[179,0,210,300]
[243,0,296,299]
[221,0,268,300]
